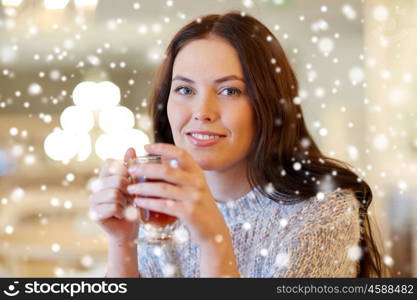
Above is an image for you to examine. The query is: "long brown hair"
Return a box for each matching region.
[148,11,389,277]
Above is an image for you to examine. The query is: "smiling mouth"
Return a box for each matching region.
[186,132,226,140]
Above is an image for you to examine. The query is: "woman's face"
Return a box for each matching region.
[167,35,255,171]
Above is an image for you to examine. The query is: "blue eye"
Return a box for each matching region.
[175,86,193,95]
[221,88,242,96]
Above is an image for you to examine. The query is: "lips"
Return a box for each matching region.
[185,130,227,137]
[185,130,227,147]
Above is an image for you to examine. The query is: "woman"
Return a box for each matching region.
[89,11,388,277]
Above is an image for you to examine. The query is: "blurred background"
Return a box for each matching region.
[0,0,416,277]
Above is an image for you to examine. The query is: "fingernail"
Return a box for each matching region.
[127,185,135,193]
[134,198,143,206]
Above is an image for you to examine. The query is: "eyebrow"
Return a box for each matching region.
[172,75,245,84]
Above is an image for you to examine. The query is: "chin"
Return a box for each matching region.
[193,156,223,171]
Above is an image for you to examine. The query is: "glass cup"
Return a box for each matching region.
[127,154,179,245]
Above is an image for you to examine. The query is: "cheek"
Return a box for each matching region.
[167,100,189,136]
[227,103,255,141]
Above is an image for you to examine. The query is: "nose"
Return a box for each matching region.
[192,93,219,122]
[193,112,214,122]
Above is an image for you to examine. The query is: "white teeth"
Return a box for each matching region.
[190,133,220,140]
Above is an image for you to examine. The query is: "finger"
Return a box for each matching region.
[134,197,180,218]
[99,159,129,178]
[89,189,128,207]
[124,147,137,164]
[144,143,197,172]
[92,203,125,220]
[127,163,194,187]
[94,175,130,193]
[126,182,188,201]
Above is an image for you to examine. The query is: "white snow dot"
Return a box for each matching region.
[314,87,326,98]
[346,145,359,161]
[162,263,176,277]
[293,97,302,105]
[318,37,334,54]
[347,245,363,261]
[383,255,394,267]
[275,252,290,268]
[398,180,408,191]
[153,247,162,256]
[319,128,328,136]
[279,218,288,228]
[301,137,310,148]
[402,72,413,84]
[88,210,98,221]
[43,114,52,123]
[169,159,179,169]
[381,70,391,80]
[349,66,365,84]
[28,83,42,96]
[50,197,60,207]
[5,225,14,234]
[133,2,140,10]
[214,234,224,243]
[265,182,275,194]
[54,267,64,277]
[373,134,389,151]
[64,200,72,209]
[388,87,408,106]
[242,0,254,8]
[11,187,25,201]
[342,4,357,20]
[373,5,389,22]
[24,154,36,165]
[124,206,138,221]
[260,248,268,257]
[9,127,18,136]
[293,162,302,171]
[66,173,75,182]
[80,255,94,268]
[316,192,325,201]
[49,70,60,81]
[242,222,251,230]
[173,226,189,243]
[51,243,61,253]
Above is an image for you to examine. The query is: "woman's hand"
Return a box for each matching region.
[126,143,230,246]
[89,148,140,242]
[127,143,240,277]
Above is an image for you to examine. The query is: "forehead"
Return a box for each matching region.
[172,35,244,80]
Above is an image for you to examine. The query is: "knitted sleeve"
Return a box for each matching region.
[267,189,361,277]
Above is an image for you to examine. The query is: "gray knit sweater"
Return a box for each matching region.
[137,187,361,277]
